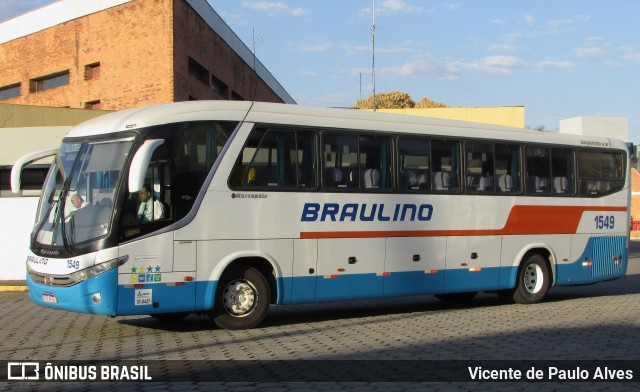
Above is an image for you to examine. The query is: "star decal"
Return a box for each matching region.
[130,266,137,273]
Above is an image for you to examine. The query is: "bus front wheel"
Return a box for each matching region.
[512,254,550,304]
[212,265,270,330]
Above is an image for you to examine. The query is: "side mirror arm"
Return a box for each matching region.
[128,139,165,192]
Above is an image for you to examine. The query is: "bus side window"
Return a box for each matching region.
[323,133,358,190]
[173,121,234,219]
[398,137,430,192]
[359,135,392,191]
[495,144,520,193]
[525,147,551,194]
[551,148,575,195]
[230,127,317,190]
[431,140,460,192]
[465,142,494,192]
[578,150,624,197]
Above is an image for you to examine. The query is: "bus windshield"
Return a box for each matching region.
[34,138,134,248]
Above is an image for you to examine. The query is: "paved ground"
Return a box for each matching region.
[2,248,640,390]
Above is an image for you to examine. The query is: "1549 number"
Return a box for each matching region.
[594,215,615,230]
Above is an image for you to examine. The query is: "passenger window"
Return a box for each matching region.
[551,148,575,195]
[230,128,316,190]
[465,142,494,192]
[323,133,358,189]
[398,137,430,192]
[525,147,551,194]
[322,132,391,191]
[359,135,392,190]
[578,150,624,196]
[495,144,520,193]
[431,140,460,192]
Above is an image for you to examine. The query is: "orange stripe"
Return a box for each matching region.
[299,205,627,239]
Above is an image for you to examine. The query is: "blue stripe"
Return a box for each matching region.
[26,235,628,316]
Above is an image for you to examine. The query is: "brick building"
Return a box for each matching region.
[0,0,294,110]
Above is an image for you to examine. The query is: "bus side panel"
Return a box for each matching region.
[116,231,197,315]
[315,238,384,301]
[556,234,627,285]
[117,277,197,315]
[289,239,318,303]
[383,237,446,296]
[444,236,502,292]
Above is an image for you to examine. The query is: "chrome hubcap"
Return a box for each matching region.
[523,264,544,294]
[222,280,258,316]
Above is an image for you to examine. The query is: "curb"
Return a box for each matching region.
[0,286,28,292]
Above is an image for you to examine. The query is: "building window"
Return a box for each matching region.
[84,62,101,80]
[188,57,209,85]
[231,91,243,101]
[211,74,228,97]
[30,71,70,93]
[84,100,101,110]
[0,83,20,100]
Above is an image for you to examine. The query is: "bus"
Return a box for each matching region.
[12,101,629,330]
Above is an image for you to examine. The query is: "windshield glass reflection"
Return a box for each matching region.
[34,138,134,248]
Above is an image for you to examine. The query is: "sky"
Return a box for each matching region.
[1,0,640,142]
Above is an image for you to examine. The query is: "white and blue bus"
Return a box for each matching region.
[12,101,629,329]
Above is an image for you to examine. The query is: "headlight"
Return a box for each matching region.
[70,256,128,282]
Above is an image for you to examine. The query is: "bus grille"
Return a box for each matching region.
[29,271,79,287]
[590,236,625,278]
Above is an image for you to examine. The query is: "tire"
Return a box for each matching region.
[435,291,477,302]
[512,254,550,304]
[212,265,271,330]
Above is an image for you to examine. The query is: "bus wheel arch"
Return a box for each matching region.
[210,257,278,330]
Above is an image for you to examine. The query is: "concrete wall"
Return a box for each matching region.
[559,116,629,143]
[367,107,526,128]
[0,126,69,166]
[0,197,39,280]
[0,103,107,128]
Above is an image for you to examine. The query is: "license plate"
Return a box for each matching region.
[42,293,57,303]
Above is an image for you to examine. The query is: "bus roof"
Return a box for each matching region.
[63,101,627,150]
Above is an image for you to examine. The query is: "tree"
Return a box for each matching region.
[414,96,448,108]
[351,91,448,109]
[351,91,415,109]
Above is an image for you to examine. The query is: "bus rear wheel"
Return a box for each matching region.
[212,265,270,330]
[512,254,550,304]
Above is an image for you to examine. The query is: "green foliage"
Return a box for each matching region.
[352,91,448,109]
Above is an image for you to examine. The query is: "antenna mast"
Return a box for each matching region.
[371,0,376,111]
